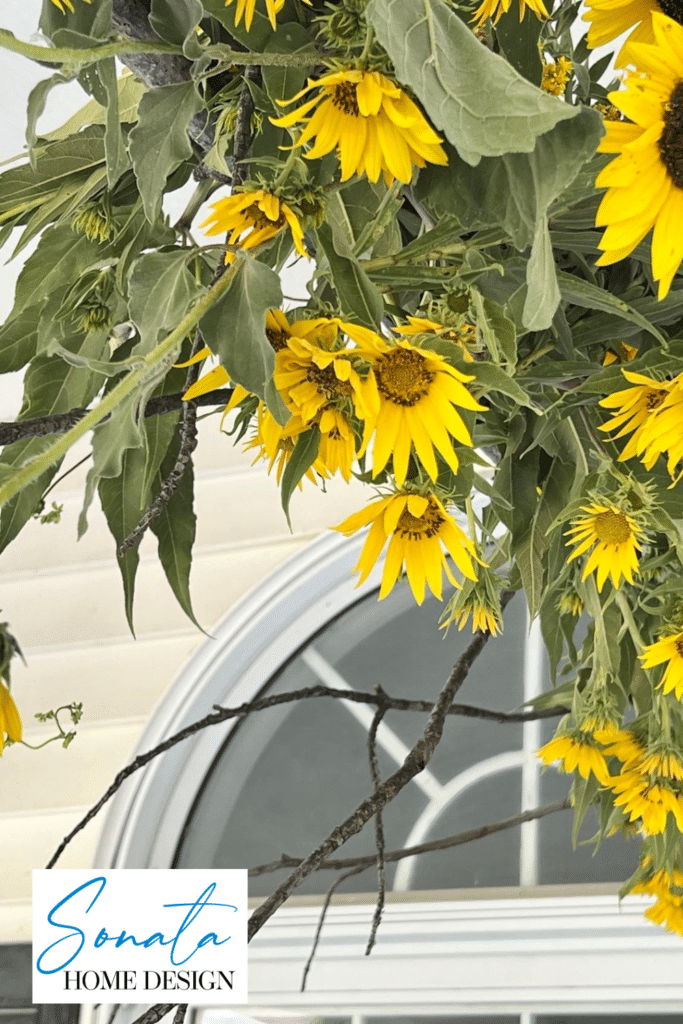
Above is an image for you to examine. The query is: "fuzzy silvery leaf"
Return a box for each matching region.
[366,0,578,166]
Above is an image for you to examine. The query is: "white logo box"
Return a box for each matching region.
[33,869,248,1004]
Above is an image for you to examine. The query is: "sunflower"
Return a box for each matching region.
[201,189,308,263]
[564,502,644,591]
[245,404,327,485]
[394,316,478,362]
[582,0,665,64]
[631,376,683,481]
[50,0,91,11]
[446,598,501,635]
[353,334,484,488]
[594,14,683,300]
[225,0,283,30]
[333,489,479,604]
[639,747,683,780]
[641,629,683,699]
[610,771,683,834]
[599,370,673,462]
[316,406,357,481]
[473,0,548,27]
[537,733,612,785]
[271,69,448,186]
[274,323,378,425]
[0,680,22,756]
[600,727,647,767]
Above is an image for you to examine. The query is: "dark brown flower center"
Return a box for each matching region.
[397,500,444,539]
[658,80,683,189]
[306,362,352,399]
[266,327,288,351]
[332,81,360,117]
[676,639,683,658]
[593,509,632,544]
[376,348,435,406]
[656,0,683,24]
[646,388,669,411]
[245,203,286,231]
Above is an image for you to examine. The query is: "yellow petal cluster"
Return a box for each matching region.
[594,14,683,299]
[473,0,548,27]
[201,189,308,264]
[599,369,683,481]
[0,680,22,756]
[272,69,447,185]
[353,331,485,488]
[633,867,683,935]
[641,629,683,699]
[334,490,479,604]
[50,0,91,12]
[565,502,643,591]
[537,734,612,785]
[582,0,659,64]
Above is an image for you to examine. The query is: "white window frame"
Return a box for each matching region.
[95,531,683,1014]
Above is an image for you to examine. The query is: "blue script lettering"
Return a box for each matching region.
[36,880,236,973]
[36,877,107,974]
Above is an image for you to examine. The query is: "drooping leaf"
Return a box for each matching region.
[26,72,74,165]
[198,256,288,423]
[9,222,103,321]
[366,0,579,166]
[281,426,320,528]
[127,250,205,355]
[98,57,130,187]
[128,82,204,223]
[149,0,203,48]
[98,443,148,634]
[43,73,145,142]
[149,429,202,630]
[0,303,42,374]
[317,223,384,329]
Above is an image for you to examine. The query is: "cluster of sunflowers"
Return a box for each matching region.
[185,307,488,608]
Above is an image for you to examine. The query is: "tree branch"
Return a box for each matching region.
[247,591,516,941]
[0,389,234,447]
[249,799,571,877]
[45,672,566,869]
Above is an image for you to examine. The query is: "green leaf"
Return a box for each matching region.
[98,444,147,634]
[389,216,464,262]
[40,0,112,40]
[366,0,578,166]
[98,58,130,187]
[198,256,288,423]
[467,362,537,410]
[201,0,275,48]
[317,223,384,329]
[414,107,603,329]
[556,269,667,345]
[516,457,572,619]
[149,0,203,47]
[149,431,202,630]
[0,329,107,554]
[326,179,402,260]
[128,82,203,223]
[280,426,320,527]
[363,262,461,291]
[0,303,42,374]
[0,126,106,222]
[470,289,517,369]
[128,250,205,355]
[262,22,313,111]
[495,7,543,86]
[43,73,145,142]
[26,72,74,165]
[9,223,103,320]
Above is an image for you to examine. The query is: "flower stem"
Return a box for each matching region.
[359,23,375,64]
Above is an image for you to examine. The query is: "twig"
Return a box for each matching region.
[0,389,234,447]
[366,697,387,956]
[249,799,571,876]
[172,1006,187,1024]
[231,65,260,188]
[130,1005,176,1024]
[46,677,566,868]
[117,330,204,557]
[247,593,515,941]
[300,863,370,992]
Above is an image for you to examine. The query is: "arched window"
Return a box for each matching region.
[98,532,683,1018]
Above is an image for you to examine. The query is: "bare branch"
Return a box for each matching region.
[365,698,387,956]
[0,389,234,448]
[300,863,370,992]
[46,673,566,868]
[249,799,571,876]
[130,1004,176,1024]
[247,592,516,941]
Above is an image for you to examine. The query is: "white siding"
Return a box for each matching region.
[0,416,366,941]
